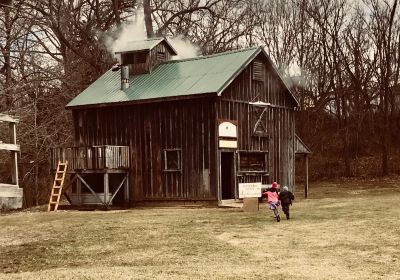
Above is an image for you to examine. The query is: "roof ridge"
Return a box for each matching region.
[163,46,261,65]
[146,37,163,40]
[126,37,163,43]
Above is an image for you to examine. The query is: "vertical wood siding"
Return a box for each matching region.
[150,43,172,71]
[219,53,296,188]
[73,98,217,202]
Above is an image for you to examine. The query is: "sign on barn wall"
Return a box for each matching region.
[218,121,238,149]
[219,140,237,149]
[218,122,237,138]
[238,182,262,198]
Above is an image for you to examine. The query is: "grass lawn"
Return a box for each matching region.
[1,177,400,280]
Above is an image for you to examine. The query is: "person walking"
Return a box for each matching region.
[279,186,295,220]
[262,182,281,222]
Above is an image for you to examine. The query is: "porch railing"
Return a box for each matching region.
[51,146,130,171]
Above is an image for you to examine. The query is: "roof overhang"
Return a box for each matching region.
[216,47,300,107]
[259,48,300,107]
[216,47,262,96]
[295,134,312,154]
[66,92,217,110]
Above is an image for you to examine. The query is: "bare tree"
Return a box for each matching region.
[366,0,399,175]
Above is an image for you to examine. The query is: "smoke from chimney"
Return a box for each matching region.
[105,10,147,56]
[103,9,200,60]
[170,35,199,60]
[101,9,201,90]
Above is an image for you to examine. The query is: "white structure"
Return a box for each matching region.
[0,113,22,209]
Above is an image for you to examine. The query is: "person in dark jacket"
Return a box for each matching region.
[278,186,295,220]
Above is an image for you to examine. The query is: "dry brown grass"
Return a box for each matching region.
[1,178,400,279]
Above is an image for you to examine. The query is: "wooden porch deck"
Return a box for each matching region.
[51,146,130,172]
[50,146,130,207]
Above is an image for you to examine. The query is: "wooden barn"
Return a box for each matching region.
[52,37,309,207]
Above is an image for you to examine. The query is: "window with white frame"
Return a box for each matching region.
[163,149,181,171]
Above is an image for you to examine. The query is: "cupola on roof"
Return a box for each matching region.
[114,37,177,55]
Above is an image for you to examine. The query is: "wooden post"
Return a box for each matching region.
[233,152,238,201]
[107,175,127,206]
[305,154,309,199]
[9,123,18,185]
[242,197,259,212]
[124,173,129,203]
[217,150,222,202]
[77,173,82,205]
[293,146,296,194]
[104,172,109,205]
[77,174,104,204]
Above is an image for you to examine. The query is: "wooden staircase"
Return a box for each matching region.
[48,161,68,211]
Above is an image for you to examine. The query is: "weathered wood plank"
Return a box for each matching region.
[51,146,130,171]
[0,143,20,151]
[0,113,19,123]
[305,155,309,199]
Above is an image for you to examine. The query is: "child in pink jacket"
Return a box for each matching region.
[262,182,281,222]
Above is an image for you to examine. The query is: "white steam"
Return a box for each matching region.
[104,9,147,56]
[103,9,199,60]
[170,35,200,60]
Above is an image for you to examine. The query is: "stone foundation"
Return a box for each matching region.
[0,184,23,209]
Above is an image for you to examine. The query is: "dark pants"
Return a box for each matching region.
[282,203,290,219]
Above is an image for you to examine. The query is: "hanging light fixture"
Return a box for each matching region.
[249,101,271,107]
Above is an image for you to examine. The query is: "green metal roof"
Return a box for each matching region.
[67,47,263,108]
[115,37,177,55]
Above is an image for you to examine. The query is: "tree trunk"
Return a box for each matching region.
[1,3,12,111]
[381,89,390,176]
[111,0,121,27]
[143,0,153,37]
[342,96,352,177]
[381,0,398,176]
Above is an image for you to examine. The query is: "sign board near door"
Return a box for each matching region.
[218,122,237,138]
[218,120,238,149]
[219,139,238,149]
[238,182,262,198]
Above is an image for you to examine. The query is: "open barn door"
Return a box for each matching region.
[218,120,238,202]
[220,152,235,200]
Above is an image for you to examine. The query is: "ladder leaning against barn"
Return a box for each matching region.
[48,161,68,211]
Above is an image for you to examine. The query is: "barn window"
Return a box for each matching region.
[253,61,265,81]
[135,52,147,64]
[163,149,181,171]
[157,51,166,61]
[121,51,147,65]
[238,151,268,173]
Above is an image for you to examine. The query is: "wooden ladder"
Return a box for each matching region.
[48,161,68,212]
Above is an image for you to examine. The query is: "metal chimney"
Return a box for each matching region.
[121,65,129,90]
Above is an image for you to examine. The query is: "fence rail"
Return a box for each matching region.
[51,146,130,171]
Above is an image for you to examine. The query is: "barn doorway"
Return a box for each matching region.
[220,152,235,199]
